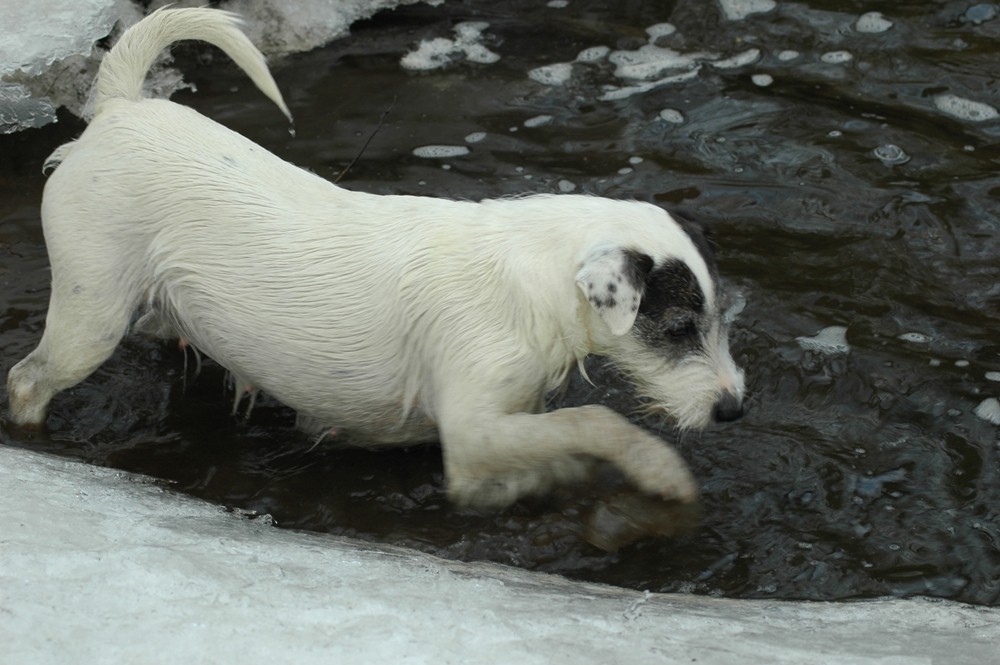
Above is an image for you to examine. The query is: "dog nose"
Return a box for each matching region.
[713,392,743,423]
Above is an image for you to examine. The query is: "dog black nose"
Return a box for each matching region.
[713,393,743,423]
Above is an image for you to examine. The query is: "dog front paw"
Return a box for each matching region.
[619,439,699,504]
[584,491,702,551]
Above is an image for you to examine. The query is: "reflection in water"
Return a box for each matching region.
[2,0,999,605]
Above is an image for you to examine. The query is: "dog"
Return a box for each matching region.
[7,8,745,508]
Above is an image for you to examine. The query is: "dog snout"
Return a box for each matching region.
[712,392,743,423]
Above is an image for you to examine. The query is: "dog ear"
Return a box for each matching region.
[575,247,654,336]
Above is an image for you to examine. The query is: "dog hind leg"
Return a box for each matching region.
[7,265,135,427]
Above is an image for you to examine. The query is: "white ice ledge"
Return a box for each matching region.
[2,446,998,664]
[0,0,439,133]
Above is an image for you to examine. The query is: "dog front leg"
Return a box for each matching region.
[438,404,698,508]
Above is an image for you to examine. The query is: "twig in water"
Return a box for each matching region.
[334,95,397,184]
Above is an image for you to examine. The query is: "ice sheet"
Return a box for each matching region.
[0,0,442,132]
[796,326,850,354]
[3,446,998,664]
[0,0,139,132]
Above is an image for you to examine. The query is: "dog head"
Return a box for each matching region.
[575,205,745,429]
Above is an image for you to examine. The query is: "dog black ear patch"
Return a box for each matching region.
[638,259,705,317]
[668,209,719,279]
[576,247,653,336]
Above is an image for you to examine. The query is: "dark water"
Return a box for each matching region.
[3,0,1000,604]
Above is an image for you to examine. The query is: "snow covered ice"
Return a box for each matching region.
[0,0,139,132]
[3,446,998,664]
[0,0,439,132]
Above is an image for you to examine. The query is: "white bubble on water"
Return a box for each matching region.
[658,108,685,123]
[956,359,971,368]
[464,44,502,65]
[933,93,1000,122]
[711,49,761,69]
[646,23,677,40]
[401,22,499,70]
[400,37,453,70]
[964,3,998,24]
[796,326,850,354]
[828,130,843,137]
[898,332,929,343]
[453,22,487,42]
[752,73,773,87]
[412,145,470,158]
[547,0,569,7]
[777,50,800,61]
[974,398,1000,425]
[465,132,487,144]
[524,114,554,128]
[856,12,893,33]
[599,68,700,101]
[609,45,702,80]
[986,372,1000,382]
[718,0,776,21]
[873,144,910,165]
[576,46,610,62]
[821,51,854,64]
[618,167,634,175]
[558,179,577,192]
[528,62,574,86]
[723,292,747,324]
[629,156,644,164]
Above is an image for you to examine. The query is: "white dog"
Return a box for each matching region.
[7,8,744,507]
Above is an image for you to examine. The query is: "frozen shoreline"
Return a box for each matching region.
[2,445,997,664]
[0,0,436,133]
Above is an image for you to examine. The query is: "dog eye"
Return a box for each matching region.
[664,321,697,342]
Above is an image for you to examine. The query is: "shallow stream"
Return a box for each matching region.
[2,0,999,604]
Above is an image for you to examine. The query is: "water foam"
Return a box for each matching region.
[874,144,910,165]
[659,109,685,123]
[821,51,854,64]
[718,0,777,21]
[855,12,893,34]
[974,398,1000,425]
[400,22,499,70]
[412,145,470,158]
[528,62,574,86]
[711,49,762,69]
[524,114,553,128]
[933,94,1000,122]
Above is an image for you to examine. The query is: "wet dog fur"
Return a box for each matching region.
[7,8,745,507]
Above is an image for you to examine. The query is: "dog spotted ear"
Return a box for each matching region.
[575,247,654,336]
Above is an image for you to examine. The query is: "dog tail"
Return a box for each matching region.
[93,7,292,122]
